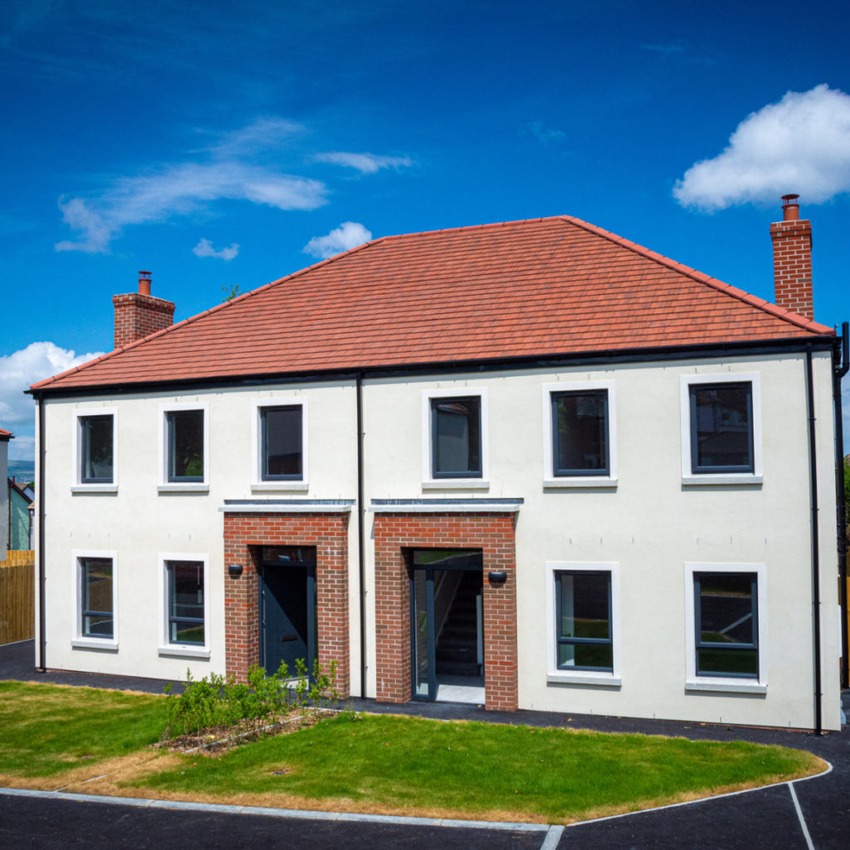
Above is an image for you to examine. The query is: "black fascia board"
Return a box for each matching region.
[27,335,835,400]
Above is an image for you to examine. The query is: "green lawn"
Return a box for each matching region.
[136,712,821,823]
[0,682,824,824]
[0,681,166,778]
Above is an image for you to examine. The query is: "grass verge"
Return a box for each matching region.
[0,683,825,824]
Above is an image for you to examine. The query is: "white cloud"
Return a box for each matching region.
[193,237,239,261]
[0,342,105,460]
[674,84,850,211]
[313,151,413,174]
[209,117,307,158]
[56,160,328,253]
[303,222,372,259]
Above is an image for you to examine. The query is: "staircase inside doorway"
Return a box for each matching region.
[435,570,484,704]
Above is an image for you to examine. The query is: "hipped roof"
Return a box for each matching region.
[32,215,833,393]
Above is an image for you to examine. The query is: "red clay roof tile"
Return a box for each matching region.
[32,215,834,392]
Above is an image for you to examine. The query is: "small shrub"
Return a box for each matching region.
[162,658,339,752]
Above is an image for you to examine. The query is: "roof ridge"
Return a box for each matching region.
[376,214,566,243]
[30,236,389,390]
[559,215,834,336]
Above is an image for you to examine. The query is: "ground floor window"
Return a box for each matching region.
[693,572,758,677]
[555,570,613,671]
[546,561,620,685]
[165,560,206,647]
[684,563,766,693]
[80,557,114,638]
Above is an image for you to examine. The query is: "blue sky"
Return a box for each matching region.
[1,0,849,460]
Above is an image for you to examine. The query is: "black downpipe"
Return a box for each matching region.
[37,396,46,673]
[356,374,367,699]
[834,323,849,688]
[805,349,822,734]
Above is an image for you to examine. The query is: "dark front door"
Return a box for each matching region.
[409,549,483,701]
[260,546,317,677]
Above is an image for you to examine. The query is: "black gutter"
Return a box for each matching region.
[27,337,835,401]
[805,348,822,735]
[37,397,46,674]
[356,373,367,699]
[834,323,849,688]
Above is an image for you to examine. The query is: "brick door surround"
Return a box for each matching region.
[373,512,518,711]
[223,511,350,697]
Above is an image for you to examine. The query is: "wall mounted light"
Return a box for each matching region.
[488,571,507,585]
[227,563,243,578]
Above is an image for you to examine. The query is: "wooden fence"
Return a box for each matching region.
[1,550,35,644]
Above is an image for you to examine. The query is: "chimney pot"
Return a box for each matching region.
[771,195,813,319]
[138,270,152,296]
[781,193,800,221]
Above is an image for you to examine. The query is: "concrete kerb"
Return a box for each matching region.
[0,787,549,832]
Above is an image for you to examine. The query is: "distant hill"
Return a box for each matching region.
[7,460,35,484]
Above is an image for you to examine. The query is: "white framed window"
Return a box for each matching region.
[71,408,117,492]
[545,561,621,686]
[421,388,489,488]
[158,402,209,492]
[684,562,767,694]
[542,380,617,487]
[680,373,762,485]
[251,398,309,491]
[71,549,118,650]
[158,553,210,658]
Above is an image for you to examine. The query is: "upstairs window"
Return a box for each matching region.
[551,390,609,476]
[431,396,482,479]
[689,382,754,474]
[166,409,205,482]
[80,415,114,483]
[680,374,762,484]
[543,381,616,486]
[261,405,303,480]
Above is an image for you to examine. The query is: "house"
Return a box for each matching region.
[0,428,10,555]
[29,198,847,731]
[7,477,34,551]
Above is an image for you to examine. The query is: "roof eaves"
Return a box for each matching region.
[560,215,835,337]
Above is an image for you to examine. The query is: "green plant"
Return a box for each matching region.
[162,658,339,750]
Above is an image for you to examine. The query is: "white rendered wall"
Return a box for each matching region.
[39,352,841,729]
[361,352,840,730]
[40,381,360,685]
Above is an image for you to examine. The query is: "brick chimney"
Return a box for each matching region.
[770,194,813,319]
[112,272,175,349]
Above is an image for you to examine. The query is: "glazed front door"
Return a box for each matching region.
[260,546,317,677]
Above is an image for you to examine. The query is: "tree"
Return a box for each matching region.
[221,284,243,302]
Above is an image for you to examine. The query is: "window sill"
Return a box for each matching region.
[158,645,211,659]
[543,477,617,489]
[685,678,766,695]
[71,485,118,494]
[547,671,621,687]
[422,479,490,490]
[250,482,309,492]
[71,638,118,651]
[157,483,210,493]
[682,475,763,487]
